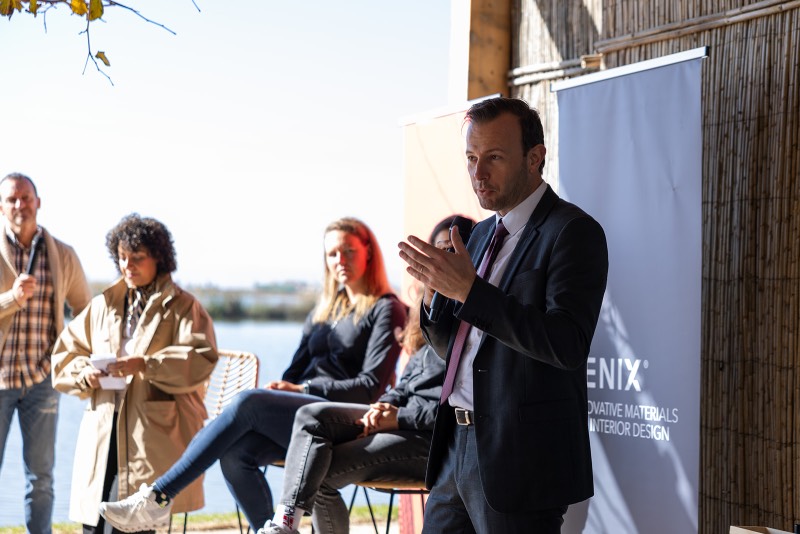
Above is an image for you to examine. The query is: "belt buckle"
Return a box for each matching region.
[454,408,474,426]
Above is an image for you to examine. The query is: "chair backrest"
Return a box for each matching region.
[204,349,260,421]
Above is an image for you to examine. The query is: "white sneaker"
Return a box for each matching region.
[257,519,297,534]
[99,483,172,533]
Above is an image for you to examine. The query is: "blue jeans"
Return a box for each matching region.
[421,425,567,534]
[154,389,323,529]
[0,376,59,534]
[281,402,431,534]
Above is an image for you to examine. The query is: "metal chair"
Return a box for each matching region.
[348,480,429,534]
[169,349,260,534]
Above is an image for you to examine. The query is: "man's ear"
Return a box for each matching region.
[528,144,546,174]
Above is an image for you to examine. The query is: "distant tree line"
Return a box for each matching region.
[86,281,319,322]
[202,296,316,322]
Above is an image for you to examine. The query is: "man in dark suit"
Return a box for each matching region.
[398,97,608,533]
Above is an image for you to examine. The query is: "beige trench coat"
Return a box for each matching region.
[51,274,218,526]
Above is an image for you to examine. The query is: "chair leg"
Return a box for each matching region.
[385,491,396,534]
[237,503,252,534]
[348,485,359,513]
[363,487,380,534]
[348,485,379,534]
[167,512,188,534]
[236,505,245,534]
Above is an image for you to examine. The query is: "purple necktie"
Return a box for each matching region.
[440,219,510,404]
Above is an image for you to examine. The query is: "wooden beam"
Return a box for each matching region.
[467,0,512,100]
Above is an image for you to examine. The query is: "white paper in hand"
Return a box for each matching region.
[90,354,127,390]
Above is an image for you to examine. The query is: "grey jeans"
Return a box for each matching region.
[280,402,431,534]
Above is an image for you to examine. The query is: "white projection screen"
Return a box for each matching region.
[554,48,707,534]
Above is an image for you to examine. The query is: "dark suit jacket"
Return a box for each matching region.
[422,185,608,513]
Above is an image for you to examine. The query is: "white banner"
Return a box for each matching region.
[555,49,705,534]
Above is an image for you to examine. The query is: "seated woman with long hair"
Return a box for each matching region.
[99,216,407,532]
[260,214,472,534]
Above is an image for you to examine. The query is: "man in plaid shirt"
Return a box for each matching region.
[0,173,91,534]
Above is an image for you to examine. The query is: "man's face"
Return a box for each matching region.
[0,178,40,234]
[465,112,545,216]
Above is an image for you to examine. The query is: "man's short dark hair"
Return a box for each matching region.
[466,97,546,173]
[106,213,177,275]
[0,173,39,198]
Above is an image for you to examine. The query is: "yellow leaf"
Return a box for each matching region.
[70,0,88,16]
[29,0,38,16]
[88,0,102,20]
[0,0,23,17]
[95,51,110,67]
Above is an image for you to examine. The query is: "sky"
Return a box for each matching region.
[1,0,453,289]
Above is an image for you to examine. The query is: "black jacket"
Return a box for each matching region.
[380,345,445,431]
[283,293,407,404]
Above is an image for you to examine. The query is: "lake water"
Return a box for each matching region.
[0,321,388,527]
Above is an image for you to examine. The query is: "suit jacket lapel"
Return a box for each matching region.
[456,186,560,352]
[468,219,495,269]
[473,186,560,352]
[446,218,494,352]
[496,185,559,292]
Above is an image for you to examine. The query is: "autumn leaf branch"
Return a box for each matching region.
[1,0,196,83]
[104,0,177,36]
[81,17,113,85]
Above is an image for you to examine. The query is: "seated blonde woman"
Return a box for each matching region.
[261,214,472,534]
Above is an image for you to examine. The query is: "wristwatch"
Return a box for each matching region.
[302,382,310,395]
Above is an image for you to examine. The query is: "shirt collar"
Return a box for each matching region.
[4,225,41,250]
[5,225,21,248]
[494,180,547,236]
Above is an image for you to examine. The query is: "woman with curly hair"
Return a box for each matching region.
[51,214,219,534]
[99,216,407,533]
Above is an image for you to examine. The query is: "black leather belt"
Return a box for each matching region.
[454,407,475,426]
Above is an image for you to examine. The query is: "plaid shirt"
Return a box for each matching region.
[0,229,56,389]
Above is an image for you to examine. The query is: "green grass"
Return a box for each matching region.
[348,503,397,524]
[0,505,397,534]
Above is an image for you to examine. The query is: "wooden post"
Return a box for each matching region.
[468,0,512,99]
[448,0,512,102]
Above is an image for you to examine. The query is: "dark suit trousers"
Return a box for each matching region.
[422,422,568,534]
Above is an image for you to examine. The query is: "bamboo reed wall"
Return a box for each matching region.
[511,0,603,189]
[508,1,800,532]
